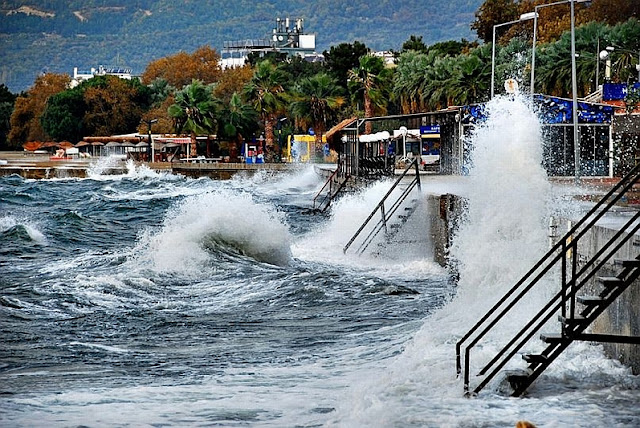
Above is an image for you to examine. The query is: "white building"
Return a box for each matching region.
[71,65,134,87]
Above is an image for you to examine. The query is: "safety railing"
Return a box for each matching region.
[456,162,640,395]
[343,158,421,255]
[313,161,347,212]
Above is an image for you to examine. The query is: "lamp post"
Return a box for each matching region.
[531,0,590,98]
[144,118,158,163]
[600,46,640,83]
[491,12,537,99]
[570,0,580,182]
[399,126,408,161]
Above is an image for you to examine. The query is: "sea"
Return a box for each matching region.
[1,96,639,427]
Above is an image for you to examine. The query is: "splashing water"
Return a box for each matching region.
[134,188,293,271]
[330,95,638,427]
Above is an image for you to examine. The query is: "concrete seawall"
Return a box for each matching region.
[575,222,640,374]
[432,194,639,374]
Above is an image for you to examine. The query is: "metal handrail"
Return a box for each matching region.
[343,159,421,254]
[313,161,345,212]
[456,162,640,394]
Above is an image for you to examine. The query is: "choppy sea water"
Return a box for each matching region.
[1,97,639,427]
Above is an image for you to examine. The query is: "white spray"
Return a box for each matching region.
[331,95,567,426]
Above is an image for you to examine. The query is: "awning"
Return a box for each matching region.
[155,138,192,144]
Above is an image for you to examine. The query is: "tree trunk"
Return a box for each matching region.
[364,93,373,134]
[264,115,276,162]
[314,122,325,161]
[190,131,197,158]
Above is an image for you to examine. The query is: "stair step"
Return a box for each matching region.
[614,259,640,268]
[598,276,625,288]
[522,353,549,365]
[577,295,605,306]
[540,333,567,343]
[505,369,533,392]
[558,315,587,327]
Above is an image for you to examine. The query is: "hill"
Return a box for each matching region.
[0,0,482,92]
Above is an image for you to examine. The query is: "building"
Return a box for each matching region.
[221,17,320,68]
[71,65,134,88]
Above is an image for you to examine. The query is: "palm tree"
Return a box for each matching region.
[168,79,218,157]
[348,55,391,134]
[290,72,345,159]
[243,60,289,161]
[219,92,258,159]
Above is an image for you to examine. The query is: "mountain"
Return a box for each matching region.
[0,0,483,92]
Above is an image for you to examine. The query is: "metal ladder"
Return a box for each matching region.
[343,158,421,255]
[313,162,349,212]
[456,162,640,397]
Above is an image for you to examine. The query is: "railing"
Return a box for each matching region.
[313,161,347,212]
[581,87,603,104]
[456,162,640,395]
[343,158,421,255]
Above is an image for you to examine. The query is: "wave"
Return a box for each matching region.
[328,95,638,426]
[0,215,46,244]
[134,188,293,272]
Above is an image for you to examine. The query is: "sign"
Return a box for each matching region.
[420,125,440,135]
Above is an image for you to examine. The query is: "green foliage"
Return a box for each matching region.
[40,88,85,142]
[323,41,370,90]
[401,35,428,54]
[624,85,640,114]
[218,92,258,140]
[290,72,345,136]
[0,84,17,149]
[168,80,218,135]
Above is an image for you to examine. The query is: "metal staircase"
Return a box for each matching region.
[343,159,421,255]
[456,162,640,397]
[313,162,349,212]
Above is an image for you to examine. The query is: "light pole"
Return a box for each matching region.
[570,0,580,182]
[531,0,590,98]
[491,12,537,99]
[144,118,158,163]
[600,46,640,83]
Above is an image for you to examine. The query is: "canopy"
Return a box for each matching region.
[155,137,191,144]
[23,141,43,151]
[59,141,74,149]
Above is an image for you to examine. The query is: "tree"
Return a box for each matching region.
[213,65,254,105]
[401,35,428,54]
[428,39,477,57]
[471,0,519,43]
[448,45,492,105]
[246,51,288,67]
[348,55,391,134]
[218,92,258,159]
[142,45,221,88]
[148,78,175,106]
[0,84,17,149]
[82,76,151,137]
[243,61,289,160]
[9,73,70,145]
[290,73,345,157]
[323,41,370,90]
[168,80,218,157]
[40,87,85,142]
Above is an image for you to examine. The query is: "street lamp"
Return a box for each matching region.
[144,118,158,163]
[600,46,640,83]
[491,11,537,99]
[530,0,591,98]
[599,46,616,83]
[399,126,408,160]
